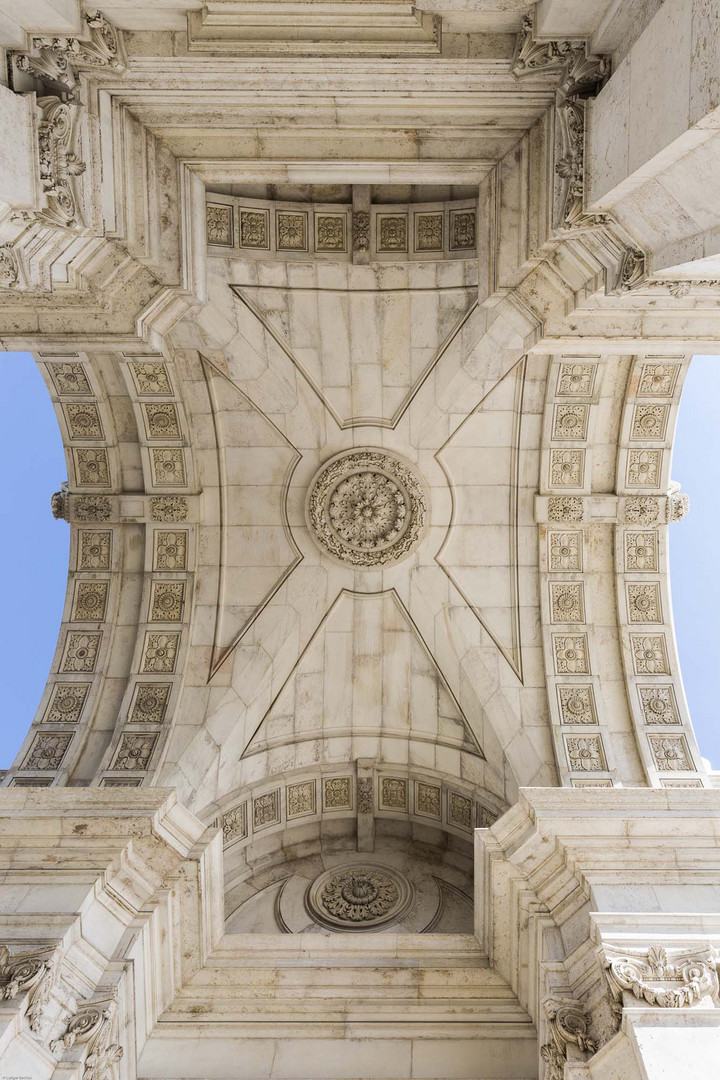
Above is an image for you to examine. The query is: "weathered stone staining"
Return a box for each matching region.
[0,0,719,1077]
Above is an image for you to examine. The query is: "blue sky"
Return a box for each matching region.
[0,351,718,770]
[0,353,70,765]
[669,355,720,768]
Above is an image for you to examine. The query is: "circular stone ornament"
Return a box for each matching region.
[305,864,413,931]
[305,448,429,568]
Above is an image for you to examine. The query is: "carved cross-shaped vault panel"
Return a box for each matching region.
[162,257,550,811]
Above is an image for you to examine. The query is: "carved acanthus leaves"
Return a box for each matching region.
[603,945,719,1014]
[661,279,720,297]
[9,12,123,230]
[616,246,647,292]
[540,997,597,1080]
[513,14,609,232]
[51,481,70,521]
[36,95,86,227]
[668,491,690,522]
[0,944,124,1075]
[512,14,577,77]
[553,100,585,228]
[12,10,126,98]
[352,211,370,253]
[0,943,63,1042]
[554,98,608,231]
[0,246,20,289]
[612,274,720,297]
[51,992,123,1080]
[554,50,609,231]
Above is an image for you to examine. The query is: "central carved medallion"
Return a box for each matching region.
[306,864,413,931]
[305,448,428,567]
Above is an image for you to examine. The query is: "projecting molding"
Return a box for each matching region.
[187,1,442,56]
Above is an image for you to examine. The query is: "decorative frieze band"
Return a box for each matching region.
[51,492,197,525]
[536,492,690,525]
[206,193,477,263]
[218,766,501,848]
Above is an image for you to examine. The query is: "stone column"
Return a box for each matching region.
[0,788,220,1080]
[476,788,720,1080]
[588,915,720,1080]
[584,0,720,273]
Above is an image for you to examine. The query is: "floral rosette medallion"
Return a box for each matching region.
[305,864,413,931]
[305,448,429,568]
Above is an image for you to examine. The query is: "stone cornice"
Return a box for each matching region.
[0,789,222,1078]
[478,788,720,1024]
[186,0,442,58]
[10,10,126,101]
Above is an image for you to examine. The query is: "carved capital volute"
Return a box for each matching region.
[540,996,597,1080]
[35,94,86,227]
[11,9,126,99]
[512,14,578,78]
[602,944,720,1017]
[0,942,67,1043]
[513,12,610,232]
[0,246,21,289]
[615,246,647,292]
[50,991,124,1080]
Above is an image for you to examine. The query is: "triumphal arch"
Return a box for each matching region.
[1,1,719,1077]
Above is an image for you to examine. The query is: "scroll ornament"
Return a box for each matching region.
[12,10,126,99]
[51,993,124,1080]
[37,95,86,227]
[604,945,719,1014]
[513,14,609,231]
[0,944,61,1042]
[512,14,577,76]
[616,246,647,292]
[9,10,125,228]
[0,246,20,288]
[540,997,597,1080]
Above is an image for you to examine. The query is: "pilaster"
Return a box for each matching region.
[477,788,720,1080]
[0,789,221,1080]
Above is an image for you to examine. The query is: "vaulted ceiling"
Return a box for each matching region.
[0,0,715,847]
